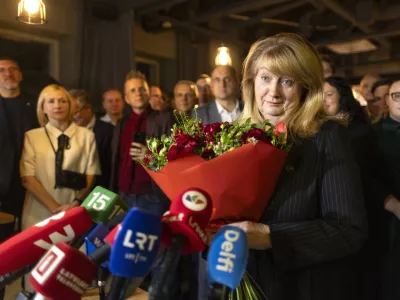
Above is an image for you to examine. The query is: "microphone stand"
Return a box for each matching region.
[98,267,108,300]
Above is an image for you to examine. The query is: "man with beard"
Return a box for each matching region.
[0,58,38,299]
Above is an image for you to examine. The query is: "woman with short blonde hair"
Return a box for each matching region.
[37,84,76,127]
[224,33,366,300]
[20,84,100,230]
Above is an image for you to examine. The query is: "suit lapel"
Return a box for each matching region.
[208,101,221,123]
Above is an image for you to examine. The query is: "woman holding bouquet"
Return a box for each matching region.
[230,33,367,300]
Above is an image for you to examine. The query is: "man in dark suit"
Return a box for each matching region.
[193,65,242,124]
[0,57,39,299]
[70,89,114,189]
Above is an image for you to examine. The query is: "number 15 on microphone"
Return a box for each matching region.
[81,186,129,223]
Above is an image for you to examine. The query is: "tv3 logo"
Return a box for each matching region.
[182,191,207,211]
[122,230,159,252]
[31,246,65,284]
[34,212,76,250]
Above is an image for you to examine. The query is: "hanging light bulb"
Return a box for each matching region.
[17,0,47,25]
[215,45,232,66]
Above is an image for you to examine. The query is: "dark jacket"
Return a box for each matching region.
[0,93,38,217]
[93,118,114,189]
[109,109,175,192]
[0,94,38,195]
[247,121,367,300]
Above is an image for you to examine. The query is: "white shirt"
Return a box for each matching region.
[215,100,241,123]
[86,116,96,131]
[100,114,117,126]
[20,123,101,229]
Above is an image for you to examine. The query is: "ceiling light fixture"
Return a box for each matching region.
[17,0,47,25]
[215,45,232,66]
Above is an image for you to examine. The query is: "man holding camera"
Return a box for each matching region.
[110,71,171,216]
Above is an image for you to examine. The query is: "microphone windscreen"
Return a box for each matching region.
[207,226,248,290]
[0,207,92,276]
[162,188,213,253]
[109,208,162,278]
[30,242,96,300]
[81,186,128,224]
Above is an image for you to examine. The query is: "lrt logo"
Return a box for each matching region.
[182,191,207,211]
[31,246,65,284]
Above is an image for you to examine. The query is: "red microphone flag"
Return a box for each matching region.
[30,242,96,300]
[161,188,213,253]
[0,207,92,276]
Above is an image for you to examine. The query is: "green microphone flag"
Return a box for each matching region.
[81,186,129,223]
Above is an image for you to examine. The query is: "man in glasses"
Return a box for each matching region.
[371,79,392,123]
[149,85,170,111]
[375,79,400,300]
[0,57,39,299]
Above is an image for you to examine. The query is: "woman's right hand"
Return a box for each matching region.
[51,203,74,214]
[384,194,400,219]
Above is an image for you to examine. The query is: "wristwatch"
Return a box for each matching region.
[73,197,83,205]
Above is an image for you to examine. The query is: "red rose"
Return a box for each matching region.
[202,124,212,134]
[176,134,191,148]
[166,145,180,161]
[274,121,288,141]
[241,128,266,143]
[211,122,223,134]
[174,128,183,136]
[183,140,197,153]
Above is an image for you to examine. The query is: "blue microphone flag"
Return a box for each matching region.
[208,226,248,290]
[109,208,162,278]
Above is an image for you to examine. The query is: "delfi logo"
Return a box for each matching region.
[207,226,248,291]
[182,191,207,211]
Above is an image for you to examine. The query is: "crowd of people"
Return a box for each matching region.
[0,32,399,300]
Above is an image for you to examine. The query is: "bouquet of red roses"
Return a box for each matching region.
[141,112,289,229]
[141,111,289,300]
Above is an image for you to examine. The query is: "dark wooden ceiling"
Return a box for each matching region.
[112,0,400,78]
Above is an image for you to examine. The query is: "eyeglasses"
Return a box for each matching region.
[390,92,400,102]
[0,67,19,74]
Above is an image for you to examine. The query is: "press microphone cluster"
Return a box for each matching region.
[2,186,251,300]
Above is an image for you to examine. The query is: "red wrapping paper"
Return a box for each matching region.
[145,142,287,228]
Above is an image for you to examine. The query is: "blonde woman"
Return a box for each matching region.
[20,84,100,229]
[224,33,367,300]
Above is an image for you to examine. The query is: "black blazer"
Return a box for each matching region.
[0,94,38,195]
[93,119,114,189]
[247,121,367,300]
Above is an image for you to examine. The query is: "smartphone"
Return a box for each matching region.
[132,132,147,148]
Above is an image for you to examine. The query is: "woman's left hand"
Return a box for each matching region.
[51,203,76,214]
[228,221,272,250]
[130,143,148,161]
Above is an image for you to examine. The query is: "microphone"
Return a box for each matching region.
[81,186,128,224]
[149,187,213,300]
[69,187,128,248]
[30,242,97,300]
[87,223,121,264]
[0,207,92,276]
[207,226,248,299]
[107,208,162,300]
[84,223,111,300]
[84,223,110,257]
